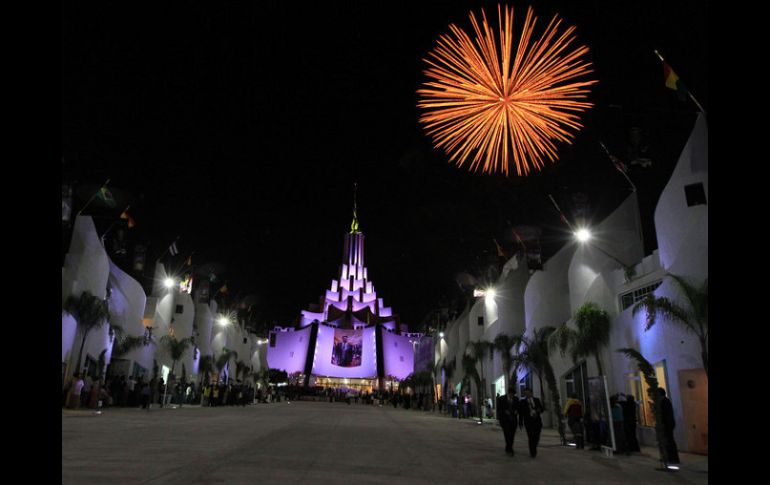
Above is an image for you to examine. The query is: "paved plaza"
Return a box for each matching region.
[62,401,708,484]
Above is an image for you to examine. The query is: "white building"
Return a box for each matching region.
[61,216,269,388]
[435,114,708,454]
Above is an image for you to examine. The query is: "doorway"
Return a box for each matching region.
[678,368,708,455]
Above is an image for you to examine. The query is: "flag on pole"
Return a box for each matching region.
[663,62,688,101]
[492,239,506,258]
[97,186,117,208]
[169,241,179,256]
[218,283,228,295]
[120,208,136,228]
[185,254,193,266]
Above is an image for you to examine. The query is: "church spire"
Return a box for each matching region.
[350,182,360,234]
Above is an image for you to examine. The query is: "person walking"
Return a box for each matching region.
[496,387,519,456]
[518,387,545,458]
[563,393,584,449]
[659,388,680,464]
[140,380,151,411]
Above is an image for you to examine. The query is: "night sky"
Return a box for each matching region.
[62,1,708,331]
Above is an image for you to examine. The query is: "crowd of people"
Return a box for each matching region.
[62,371,282,410]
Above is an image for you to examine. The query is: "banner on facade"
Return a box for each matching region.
[331,328,362,368]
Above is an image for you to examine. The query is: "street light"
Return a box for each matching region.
[163,278,176,289]
[439,332,444,338]
[574,226,629,268]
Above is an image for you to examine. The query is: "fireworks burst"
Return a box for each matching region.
[418,5,597,176]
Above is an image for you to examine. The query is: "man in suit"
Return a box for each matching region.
[519,387,545,457]
[496,386,519,456]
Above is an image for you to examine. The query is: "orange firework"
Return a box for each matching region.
[418,5,597,176]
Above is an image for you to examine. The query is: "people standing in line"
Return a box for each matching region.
[610,395,627,454]
[519,387,545,458]
[563,393,584,449]
[496,387,519,456]
[659,388,680,464]
[620,393,641,452]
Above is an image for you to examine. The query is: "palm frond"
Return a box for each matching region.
[548,322,577,357]
[633,295,691,332]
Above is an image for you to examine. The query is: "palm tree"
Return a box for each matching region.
[465,340,493,423]
[63,291,111,373]
[493,333,524,391]
[215,348,238,383]
[618,348,670,467]
[549,302,612,376]
[461,354,483,422]
[159,335,193,379]
[441,360,455,401]
[632,274,708,377]
[198,354,214,386]
[517,327,566,445]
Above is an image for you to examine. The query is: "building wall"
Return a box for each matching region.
[108,259,150,377]
[61,216,111,375]
[268,326,312,375]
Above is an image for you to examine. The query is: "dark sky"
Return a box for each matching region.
[62,1,707,330]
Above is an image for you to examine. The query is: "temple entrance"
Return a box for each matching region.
[312,377,380,394]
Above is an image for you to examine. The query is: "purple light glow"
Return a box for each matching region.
[381,331,414,380]
[266,326,312,374]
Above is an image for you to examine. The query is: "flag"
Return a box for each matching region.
[120,208,136,228]
[169,241,179,256]
[609,153,627,174]
[185,255,192,266]
[663,62,688,101]
[218,284,228,295]
[97,186,117,208]
[493,239,505,257]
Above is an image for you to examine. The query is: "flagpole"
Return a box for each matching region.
[548,194,575,232]
[653,50,707,115]
[599,141,636,192]
[77,178,110,216]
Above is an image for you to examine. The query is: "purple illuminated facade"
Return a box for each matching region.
[267,210,415,389]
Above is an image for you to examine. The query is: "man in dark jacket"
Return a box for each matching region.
[519,387,545,457]
[659,388,680,464]
[620,393,641,452]
[496,387,519,456]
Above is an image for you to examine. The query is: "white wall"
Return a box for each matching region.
[61,216,111,374]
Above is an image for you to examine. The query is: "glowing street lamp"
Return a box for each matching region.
[163,278,176,289]
[439,332,444,339]
[574,228,592,243]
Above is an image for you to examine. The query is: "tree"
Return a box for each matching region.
[516,327,566,445]
[465,340,493,423]
[235,361,252,383]
[618,348,670,467]
[198,355,214,385]
[549,302,611,376]
[493,333,524,391]
[63,291,110,373]
[215,348,238,383]
[461,354,483,422]
[441,360,455,401]
[632,274,708,377]
[159,335,193,379]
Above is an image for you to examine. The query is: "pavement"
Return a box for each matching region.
[62,401,708,484]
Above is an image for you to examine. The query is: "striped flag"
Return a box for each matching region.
[120,208,136,228]
[169,241,179,256]
[663,62,688,101]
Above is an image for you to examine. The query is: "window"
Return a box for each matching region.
[175,304,184,314]
[684,183,707,207]
[563,362,588,409]
[477,316,484,326]
[269,333,276,348]
[619,280,662,311]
